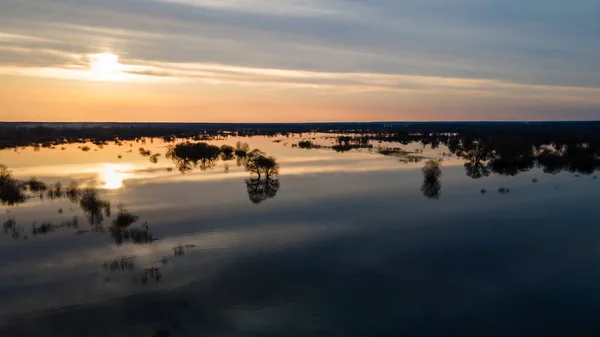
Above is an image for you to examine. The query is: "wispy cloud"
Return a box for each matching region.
[1,0,599,120]
[155,0,361,18]
[3,52,600,105]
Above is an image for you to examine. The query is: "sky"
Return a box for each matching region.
[1,0,599,122]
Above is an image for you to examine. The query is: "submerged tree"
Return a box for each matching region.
[0,164,26,205]
[112,203,139,229]
[220,145,235,161]
[235,141,250,157]
[245,150,279,179]
[166,142,222,173]
[65,181,81,202]
[421,160,442,199]
[26,177,47,192]
[448,138,494,179]
[79,188,111,226]
[240,150,281,203]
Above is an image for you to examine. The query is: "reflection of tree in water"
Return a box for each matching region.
[447,137,600,178]
[110,227,155,245]
[32,216,79,237]
[103,245,197,286]
[449,138,494,179]
[245,178,280,204]
[235,141,250,167]
[1,175,155,246]
[464,161,491,179]
[2,218,23,239]
[421,160,442,199]
[103,256,135,272]
[487,140,535,176]
[536,145,567,174]
[243,149,281,204]
[562,142,600,175]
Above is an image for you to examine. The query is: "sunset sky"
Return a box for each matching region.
[1,0,599,122]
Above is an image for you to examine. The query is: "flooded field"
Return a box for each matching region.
[2,131,600,336]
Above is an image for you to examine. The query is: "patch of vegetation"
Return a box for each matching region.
[112,203,139,229]
[79,188,111,225]
[297,140,325,149]
[149,153,161,164]
[166,142,221,172]
[139,147,152,156]
[377,147,409,156]
[0,164,27,205]
[46,182,64,199]
[27,177,48,192]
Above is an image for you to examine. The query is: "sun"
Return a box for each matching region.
[89,53,126,81]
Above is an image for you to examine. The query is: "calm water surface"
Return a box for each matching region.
[1,135,600,336]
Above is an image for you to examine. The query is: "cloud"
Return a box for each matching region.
[1,0,599,120]
[155,0,362,18]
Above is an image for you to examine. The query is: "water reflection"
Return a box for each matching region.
[103,244,197,286]
[245,177,280,204]
[100,164,127,189]
[448,137,600,177]
[4,128,600,336]
[421,160,442,199]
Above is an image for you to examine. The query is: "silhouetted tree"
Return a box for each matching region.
[112,203,139,229]
[486,140,535,176]
[0,164,26,205]
[449,138,494,179]
[220,145,235,161]
[26,177,47,192]
[245,150,279,179]
[235,141,250,156]
[79,188,111,226]
[65,181,81,202]
[166,142,221,173]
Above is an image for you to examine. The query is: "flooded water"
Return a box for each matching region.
[2,134,600,336]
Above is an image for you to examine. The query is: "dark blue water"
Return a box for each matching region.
[1,136,600,337]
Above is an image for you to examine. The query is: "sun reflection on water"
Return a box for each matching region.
[100,164,130,189]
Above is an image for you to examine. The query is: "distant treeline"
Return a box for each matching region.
[3,122,600,150]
